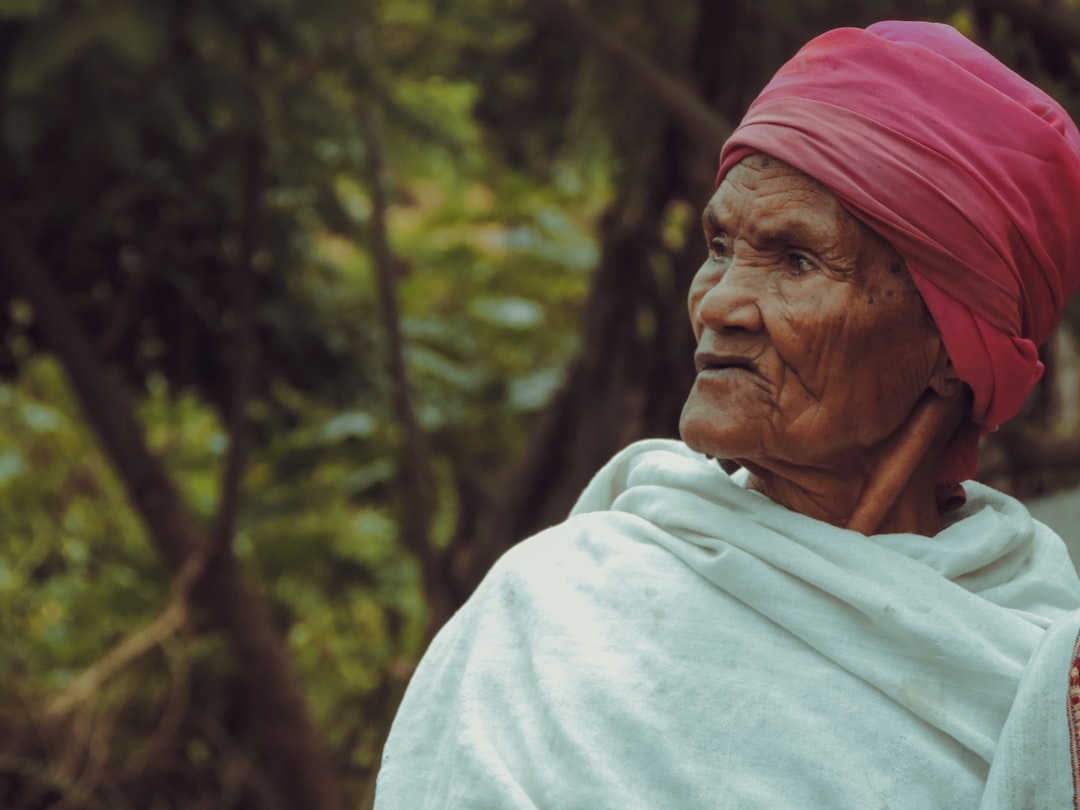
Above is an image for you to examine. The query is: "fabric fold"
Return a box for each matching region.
[376,441,1080,809]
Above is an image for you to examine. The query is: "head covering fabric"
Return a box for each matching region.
[717,21,1080,482]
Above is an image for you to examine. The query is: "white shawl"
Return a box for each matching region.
[376,440,1080,809]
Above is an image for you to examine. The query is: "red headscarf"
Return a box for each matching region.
[718,21,1080,489]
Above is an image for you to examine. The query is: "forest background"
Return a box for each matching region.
[3,0,1080,807]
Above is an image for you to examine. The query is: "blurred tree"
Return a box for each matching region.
[0,0,604,803]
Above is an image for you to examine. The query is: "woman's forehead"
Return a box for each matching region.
[713,155,837,208]
[706,156,854,246]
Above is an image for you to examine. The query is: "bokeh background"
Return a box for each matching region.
[2,0,1080,807]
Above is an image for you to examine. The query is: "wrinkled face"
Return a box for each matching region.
[679,154,944,474]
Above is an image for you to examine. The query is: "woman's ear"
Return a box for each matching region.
[928,343,964,398]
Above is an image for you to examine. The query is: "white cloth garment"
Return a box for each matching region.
[375,440,1080,809]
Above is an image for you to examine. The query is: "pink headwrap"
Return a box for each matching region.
[718,21,1080,488]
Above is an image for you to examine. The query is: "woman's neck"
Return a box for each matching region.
[741,394,966,536]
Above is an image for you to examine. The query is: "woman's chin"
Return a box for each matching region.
[679,413,746,462]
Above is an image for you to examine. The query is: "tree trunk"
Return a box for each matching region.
[355,22,449,635]
[0,205,344,810]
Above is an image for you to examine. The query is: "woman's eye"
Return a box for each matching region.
[789,254,815,275]
[709,237,730,261]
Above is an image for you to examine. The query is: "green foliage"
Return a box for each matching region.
[0,0,616,801]
[0,358,161,689]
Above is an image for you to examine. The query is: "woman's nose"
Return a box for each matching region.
[688,261,764,339]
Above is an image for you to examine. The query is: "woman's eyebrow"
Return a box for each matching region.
[740,217,834,252]
[754,221,827,250]
[701,206,837,252]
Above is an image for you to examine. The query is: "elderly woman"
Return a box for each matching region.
[375,21,1080,809]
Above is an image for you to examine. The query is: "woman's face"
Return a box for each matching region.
[679,154,945,475]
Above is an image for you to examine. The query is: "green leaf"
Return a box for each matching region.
[318,411,379,442]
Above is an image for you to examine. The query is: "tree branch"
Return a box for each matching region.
[355,26,447,627]
[0,209,196,567]
[0,204,343,810]
[212,25,263,555]
[531,0,733,150]
[46,549,200,718]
